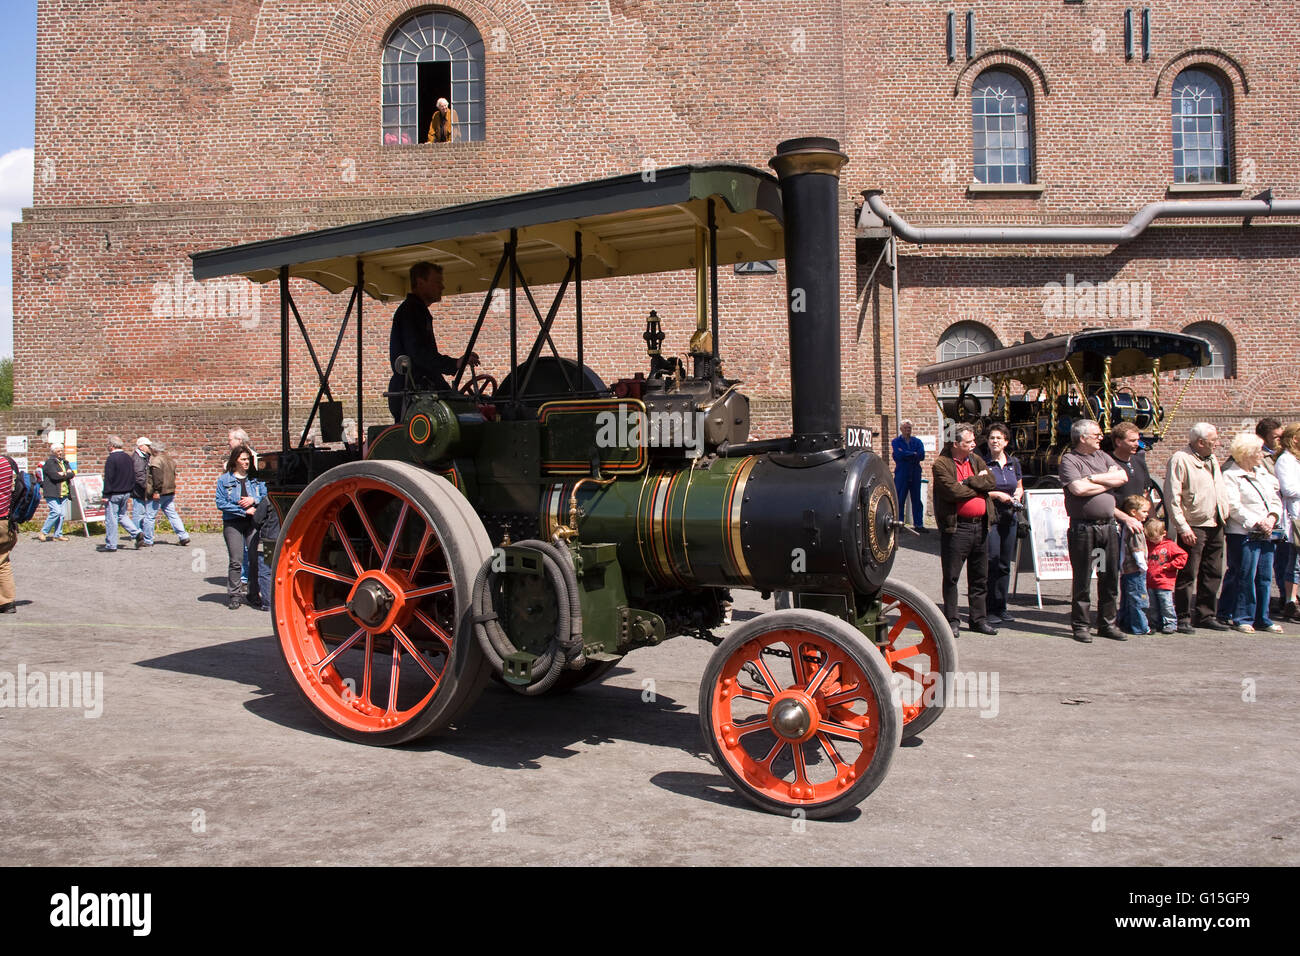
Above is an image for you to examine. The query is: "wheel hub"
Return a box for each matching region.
[348,578,396,627]
[767,690,820,742]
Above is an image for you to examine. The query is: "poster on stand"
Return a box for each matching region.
[70,473,106,536]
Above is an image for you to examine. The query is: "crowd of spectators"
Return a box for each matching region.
[901,416,1299,640]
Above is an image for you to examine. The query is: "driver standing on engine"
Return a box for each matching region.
[388,261,478,421]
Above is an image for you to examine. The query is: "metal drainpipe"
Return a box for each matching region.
[889,235,902,441]
[861,190,1300,244]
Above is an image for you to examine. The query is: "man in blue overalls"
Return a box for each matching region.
[891,420,927,532]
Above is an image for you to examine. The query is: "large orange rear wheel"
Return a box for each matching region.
[272,460,492,745]
[879,578,957,739]
[699,609,901,818]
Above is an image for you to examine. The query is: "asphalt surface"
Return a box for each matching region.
[1,527,1296,866]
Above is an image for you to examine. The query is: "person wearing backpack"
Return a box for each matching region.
[99,434,143,552]
[146,443,189,546]
[0,455,20,613]
[36,440,75,542]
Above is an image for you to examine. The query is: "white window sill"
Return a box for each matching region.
[1167,183,1245,194]
[966,183,1045,195]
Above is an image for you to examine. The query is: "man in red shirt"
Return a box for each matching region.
[0,455,17,613]
[932,425,998,635]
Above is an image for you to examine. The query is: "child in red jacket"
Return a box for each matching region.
[1145,519,1189,634]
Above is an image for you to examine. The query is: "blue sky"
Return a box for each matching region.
[0,1,37,359]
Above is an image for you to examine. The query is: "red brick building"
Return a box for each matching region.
[10,0,1299,514]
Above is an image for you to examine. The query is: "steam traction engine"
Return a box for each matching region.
[192,138,955,818]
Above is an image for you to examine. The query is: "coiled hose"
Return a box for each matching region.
[472,538,585,696]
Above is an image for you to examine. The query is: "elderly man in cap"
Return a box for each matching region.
[131,437,156,548]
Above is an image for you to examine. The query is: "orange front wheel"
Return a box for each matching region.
[699,609,901,818]
[879,578,957,739]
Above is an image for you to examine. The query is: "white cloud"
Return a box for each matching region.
[0,147,34,358]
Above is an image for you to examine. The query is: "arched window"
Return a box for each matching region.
[1172,68,1231,184]
[1181,321,1235,379]
[382,10,485,145]
[972,70,1033,185]
[937,321,1001,404]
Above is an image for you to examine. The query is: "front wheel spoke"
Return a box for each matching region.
[734,717,771,738]
[816,733,850,773]
[734,686,774,704]
[884,643,922,667]
[760,738,786,770]
[386,640,401,714]
[791,741,810,786]
[823,685,863,708]
[381,503,410,572]
[332,519,363,575]
[393,624,442,685]
[749,655,784,696]
[412,609,453,652]
[314,604,351,621]
[406,581,454,600]
[295,560,355,586]
[821,718,868,742]
[316,627,364,672]
[349,491,384,557]
[803,653,838,697]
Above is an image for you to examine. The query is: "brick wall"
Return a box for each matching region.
[13,0,1300,481]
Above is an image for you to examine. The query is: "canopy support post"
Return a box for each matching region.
[575,230,584,372]
[356,260,364,450]
[519,258,576,396]
[280,266,289,453]
[509,229,518,404]
[708,199,720,386]
[298,283,358,449]
[453,246,510,391]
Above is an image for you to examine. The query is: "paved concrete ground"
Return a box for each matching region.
[1,527,1296,866]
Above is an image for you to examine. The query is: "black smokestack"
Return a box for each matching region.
[769,137,848,453]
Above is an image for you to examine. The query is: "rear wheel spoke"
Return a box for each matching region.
[386,640,401,714]
[332,519,363,575]
[295,561,355,586]
[406,581,454,600]
[349,491,383,557]
[381,503,410,572]
[413,609,453,652]
[316,627,364,672]
[394,624,442,685]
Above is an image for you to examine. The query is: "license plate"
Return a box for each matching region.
[845,426,873,450]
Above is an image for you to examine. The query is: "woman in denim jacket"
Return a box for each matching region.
[1219,432,1284,633]
[216,444,271,611]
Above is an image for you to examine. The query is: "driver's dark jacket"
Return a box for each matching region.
[388,293,460,394]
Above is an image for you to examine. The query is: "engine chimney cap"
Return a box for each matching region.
[775,136,842,154]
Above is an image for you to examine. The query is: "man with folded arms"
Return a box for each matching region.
[1060,420,1129,643]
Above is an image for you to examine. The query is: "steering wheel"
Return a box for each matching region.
[459,364,497,402]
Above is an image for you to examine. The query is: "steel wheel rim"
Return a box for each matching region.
[880,588,942,727]
[709,628,884,805]
[275,476,459,734]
